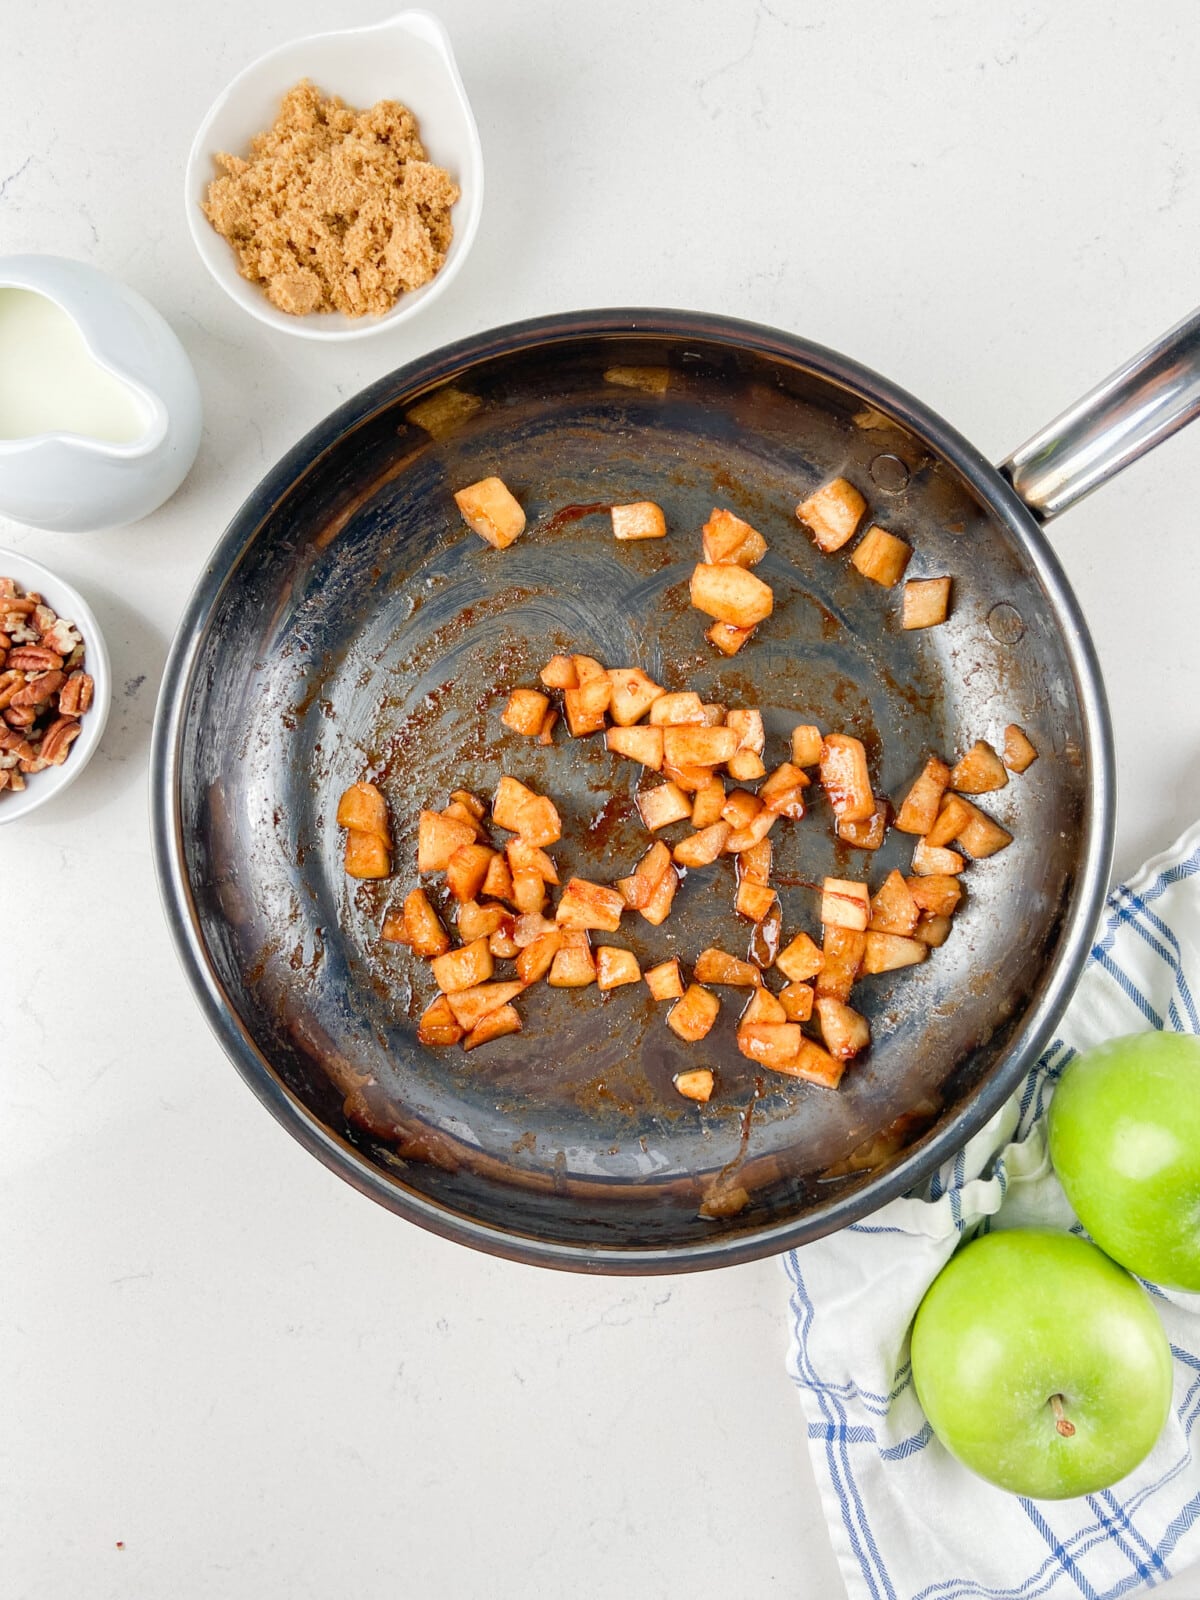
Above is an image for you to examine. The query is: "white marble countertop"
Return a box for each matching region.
[4,3,1200,1596]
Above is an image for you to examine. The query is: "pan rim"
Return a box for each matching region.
[149,306,1115,1273]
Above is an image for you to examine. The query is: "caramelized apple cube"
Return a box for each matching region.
[403,887,451,955]
[674,1069,715,1103]
[789,1038,846,1088]
[705,621,755,656]
[737,1022,802,1070]
[862,932,928,975]
[573,654,608,683]
[902,576,952,630]
[337,781,390,844]
[724,808,779,852]
[447,980,527,1031]
[606,725,664,769]
[608,667,666,726]
[506,837,559,885]
[911,837,964,876]
[739,839,772,885]
[540,654,578,690]
[741,986,788,1026]
[648,693,703,727]
[906,874,963,917]
[727,751,767,782]
[925,792,976,849]
[513,912,558,946]
[449,789,486,820]
[791,724,824,767]
[463,1003,522,1049]
[1004,723,1039,774]
[668,984,721,1042]
[776,931,824,983]
[454,477,526,549]
[492,776,539,833]
[644,958,685,1001]
[837,799,889,850]
[596,946,642,991]
[490,928,519,959]
[915,912,954,948]
[814,927,866,1001]
[955,800,1013,858]
[564,676,612,736]
[894,756,952,835]
[760,761,811,818]
[458,900,510,940]
[819,735,874,822]
[821,878,870,932]
[611,501,667,541]
[381,913,409,944]
[481,852,515,903]
[431,936,494,994]
[626,841,672,907]
[638,780,693,831]
[673,822,732,867]
[445,843,496,902]
[702,507,764,565]
[851,525,911,588]
[694,947,761,987]
[735,879,778,923]
[513,795,561,850]
[796,476,866,553]
[868,870,920,937]
[722,789,763,831]
[511,867,546,914]
[639,864,680,925]
[345,830,391,879]
[779,982,814,1022]
[690,776,727,829]
[515,930,562,983]
[815,997,871,1059]
[951,740,1008,794]
[690,562,774,628]
[556,877,624,932]
[417,994,465,1047]
[548,945,597,987]
[501,688,551,737]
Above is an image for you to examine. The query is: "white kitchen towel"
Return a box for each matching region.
[785,820,1200,1600]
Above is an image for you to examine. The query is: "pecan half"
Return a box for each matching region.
[4,705,36,729]
[41,618,81,657]
[11,669,65,710]
[0,727,35,761]
[0,670,25,710]
[6,646,64,672]
[39,717,82,766]
[58,670,94,717]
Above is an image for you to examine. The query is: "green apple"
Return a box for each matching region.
[1048,1031,1200,1291]
[911,1229,1172,1498]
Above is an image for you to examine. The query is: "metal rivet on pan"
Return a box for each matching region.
[869,453,909,493]
[987,602,1026,643]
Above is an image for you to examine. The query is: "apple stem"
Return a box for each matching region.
[1050,1394,1076,1438]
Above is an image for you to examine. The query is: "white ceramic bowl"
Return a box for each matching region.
[0,549,111,822]
[184,10,484,342]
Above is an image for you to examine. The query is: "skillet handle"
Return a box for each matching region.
[1000,304,1200,522]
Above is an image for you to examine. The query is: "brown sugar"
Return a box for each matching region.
[202,80,460,318]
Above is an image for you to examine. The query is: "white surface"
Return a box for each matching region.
[3,3,1200,1597]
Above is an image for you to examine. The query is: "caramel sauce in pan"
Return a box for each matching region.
[542,501,611,535]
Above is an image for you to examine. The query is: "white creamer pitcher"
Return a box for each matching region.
[0,256,202,532]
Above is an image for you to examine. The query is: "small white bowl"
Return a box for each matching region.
[0,549,111,822]
[184,10,484,342]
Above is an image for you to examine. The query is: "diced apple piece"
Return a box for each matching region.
[851,525,912,587]
[440,801,487,842]
[776,931,824,983]
[796,477,866,553]
[662,725,740,769]
[815,997,871,1059]
[724,808,779,852]
[515,930,563,983]
[690,562,774,628]
[1004,723,1039,774]
[445,843,496,903]
[789,1038,846,1088]
[345,831,391,879]
[596,946,642,990]
[662,761,714,793]
[925,792,974,849]
[623,841,672,908]
[606,725,664,769]
[741,986,788,1026]
[668,984,721,1042]
[694,947,761,987]
[673,822,732,867]
[737,1022,802,1070]
[449,789,486,820]
[481,852,515,903]
[862,932,928,975]
[959,796,1016,856]
[868,870,920,937]
[736,879,777,922]
[506,837,559,884]
[894,756,952,835]
[760,761,811,819]
[951,740,1008,794]
[705,621,755,656]
[513,912,558,946]
[573,654,607,683]
[337,781,390,844]
[690,777,727,829]
[540,654,578,690]
[464,1003,523,1049]
[779,982,814,1022]
[822,878,870,932]
[454,477,525,549]
[638,781,693,831]
[381,913,408,944]
[727,751,767,782]
[538,710,558,746]
[674,1069,715,1103]
[490,927,519,959]
[492,776,538,832]
[417,994,465,1047]
[611,501,667,541]
[911,837,964,876]
[556,877,624,932]
[501,688,551,737]
[791,724,823,767]
[645,958,686,1001]
[564,676,612,736]
[511,868,546,914]
[725,707,765,754]
[814,927,866,1001]
[608,667,666,726]
[722,789,763,831]
[401,887,451,954]
[431,936,494,994]
[513,795,561,849]
[639,864,680,925]
[819,735,873,822]
[447,980,527,1031]
[702,507,765,565]
[739,839,772,885]
[837,798,888,850]
[902,577,952,630]
[649,692,706,726]
[906,874,963,917]
[728,527,768,567]
[548,945,597,987]
[915,912,953,948]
